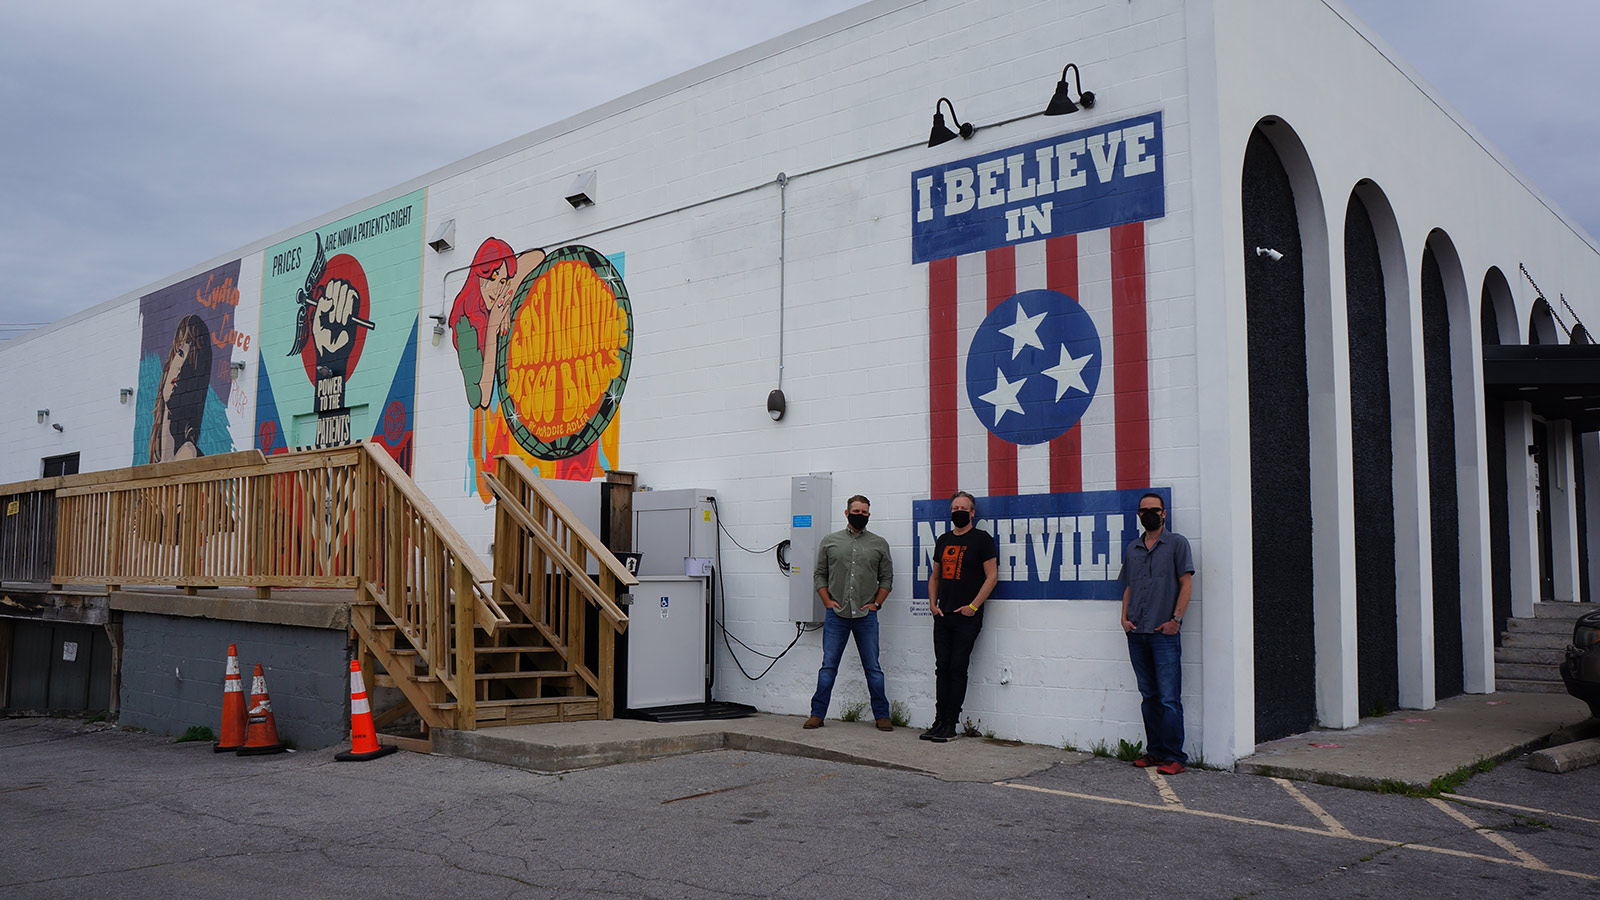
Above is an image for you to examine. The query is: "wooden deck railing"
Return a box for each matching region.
[0,479,58,583]
[21,443,631,732]
[483,455,635,719]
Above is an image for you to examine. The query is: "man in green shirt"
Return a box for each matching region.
[805,495,895,731]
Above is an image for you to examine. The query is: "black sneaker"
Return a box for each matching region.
[919,719,946,741]
[929,721,958,743]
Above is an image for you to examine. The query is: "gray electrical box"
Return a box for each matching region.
[789,473,832,623]
[633,489,718,577]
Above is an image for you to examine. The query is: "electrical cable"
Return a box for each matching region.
[708,496,790,575]
[708,497,814,680]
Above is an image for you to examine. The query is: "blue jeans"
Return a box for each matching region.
[811,609,889,719]
[1126,632,1186,763]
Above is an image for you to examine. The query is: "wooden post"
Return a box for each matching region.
[604,470,637,554]
[453,561,477,729]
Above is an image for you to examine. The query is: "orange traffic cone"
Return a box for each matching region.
[236,663,287,756]
[213,643,247,752]
[335,660,397,762]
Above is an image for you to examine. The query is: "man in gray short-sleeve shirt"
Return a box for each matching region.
[1119,491,1194,774]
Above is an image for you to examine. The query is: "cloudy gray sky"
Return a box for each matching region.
[2,0,1596,340]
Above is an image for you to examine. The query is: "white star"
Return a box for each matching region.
[978,369,1027,426]
[1041,344,1094,400]
[998,303,1047,359]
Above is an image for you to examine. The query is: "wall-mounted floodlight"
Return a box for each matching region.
[120,388,134,404]
[230,361,246,379]
[767,388,787,422]
[1255,247,1285,262]
[566,171,597,208]
[1044,63,1096,116]
[430,314,447,347]
[36,409,48,424]
[428,218,456,253]
[928,97,975,148]
[52,423,63,433]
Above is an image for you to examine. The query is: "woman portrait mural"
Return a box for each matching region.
[450,236,632,501]
[133,261,239,466]
[148,314,213,462]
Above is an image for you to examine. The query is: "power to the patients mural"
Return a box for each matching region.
[450,238,632,500]
[254,191,423,470]
[133,261,242,465]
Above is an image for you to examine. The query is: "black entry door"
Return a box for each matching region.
[1533,420,1554,601]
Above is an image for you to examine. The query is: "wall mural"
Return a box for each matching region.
[133,261,243,465]
[254,191,423,470]
[449,237,632,500]
[909,113,1168,604]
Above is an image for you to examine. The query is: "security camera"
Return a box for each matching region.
[1255,247,1284,262]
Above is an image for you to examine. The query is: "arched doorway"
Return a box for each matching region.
[1242,124,1317,741]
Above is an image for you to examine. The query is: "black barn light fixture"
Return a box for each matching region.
[1044,63,1096,116]
[927,97,975,147]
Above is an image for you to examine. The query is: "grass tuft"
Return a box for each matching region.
[889,700,911,728]
[839,701,867,723]
[1114,738,1145,762]
[175,725,215,744]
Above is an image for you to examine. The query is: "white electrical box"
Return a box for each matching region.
[789,473,832,623]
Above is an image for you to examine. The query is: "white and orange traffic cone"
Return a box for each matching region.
[213,643,248,753]
[335,660,397,762]
[236,663,287,756]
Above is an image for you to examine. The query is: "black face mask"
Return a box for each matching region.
[951,510,971,528]
[847,513,870,531]
[1139,509,1164,532]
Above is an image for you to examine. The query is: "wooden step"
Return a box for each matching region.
[431,696,596,712]
[389,644,558,658]
[472,669,572,681]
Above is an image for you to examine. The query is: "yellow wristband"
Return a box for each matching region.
[967,604,979,612]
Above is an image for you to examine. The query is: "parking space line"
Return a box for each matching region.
[1272,777,1355,838]
[1427,798,1549,870]
[1441,793,1600,827]
[994,781,1597,882]
[1145,768,1183,807]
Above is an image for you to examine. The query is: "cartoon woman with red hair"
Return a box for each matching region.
[449,237,544,499]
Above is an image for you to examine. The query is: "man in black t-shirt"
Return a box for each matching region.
[922,491,998,743]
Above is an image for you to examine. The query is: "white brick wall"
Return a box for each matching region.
[21,0,1597,765]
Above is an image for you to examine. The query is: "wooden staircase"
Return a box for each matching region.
[10,443,634,741]
[1495,602,1592,692]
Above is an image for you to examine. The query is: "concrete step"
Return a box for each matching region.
[1494,646,1565,665]
[1494,662,1563,682]
[1496,677,1570,693]
[1532,602,1600,619]
[1506,616,1580,635]
[1500,631,1570,649]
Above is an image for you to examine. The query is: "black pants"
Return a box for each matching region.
[933,613,982,724]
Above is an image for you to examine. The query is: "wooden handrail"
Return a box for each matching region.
[481,471,630,629]
[498,455,640,588]
[361,442,492,584]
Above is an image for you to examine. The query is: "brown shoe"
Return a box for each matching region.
[876,718,893,732]
[803,716,824,729]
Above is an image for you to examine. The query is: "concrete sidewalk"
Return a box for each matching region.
[433,713,1087,783]
[429,692,1598,789]
[1237,691,1599,790]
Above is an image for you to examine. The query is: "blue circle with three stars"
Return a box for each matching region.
[965,288,1102,445]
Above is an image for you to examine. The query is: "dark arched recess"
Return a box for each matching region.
[1344,193,1398,716]
[1422,244,1463,699]
[1243,128,1315,741]
[1480,276,1513,645]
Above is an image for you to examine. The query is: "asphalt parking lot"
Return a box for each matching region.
[2,717,1597,899]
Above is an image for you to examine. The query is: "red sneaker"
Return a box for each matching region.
[1133,755,1159,768]
[1157,760,1186,775]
